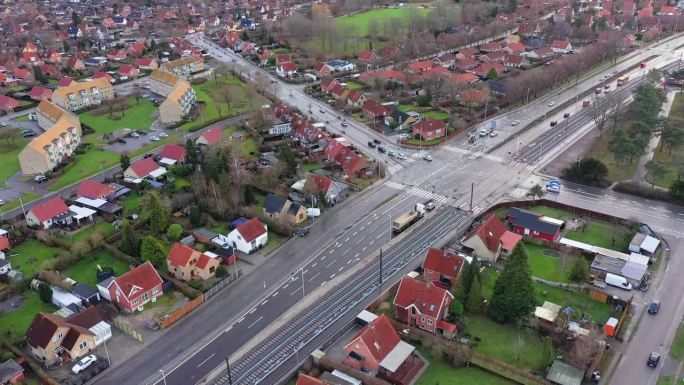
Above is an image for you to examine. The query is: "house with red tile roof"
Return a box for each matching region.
[472,62,505,78]
[127,42,146,57]
[118,64,139,78]
[479,51,506,63]
[304,173,349,204]
[505,55,526,69]
[167,243,220,281]
[39,65,62,78]
[226,217,268,254]
[276,54,292,66]
[479,42,503,53]
[412,118,446,141]
[407,60,433,73]
[422,248,465,287]
[106,49,127,61]
[453,58,479,71]
[134,57,159,70]
[450,72,479,85]
[196,128,224,146]
[456,47,479,61]
[358,69,406,84]
[29,86,52,101]
[314,63,331,78]
[76,180,115,200]
[23,42,38,53]
[329,84,349,101]
[0,232,10,251]
[26,312,97,365]
[123,157,167,180]
[158,144,186,165]
[276,62,297,78]
[357,50,378,69]
[107,261,163,312]
[65,57,85,71]
[12,68,31,81]
[295,374,325,385]
[26,197,73,229]
[320,77,341,93]
[57,77,76,88]
[551,40,573,54]
[335,146,373,178]
[363,100,391,120]
[459,89,489,107]
[394,276,455,335]
[461,214,522,262]
[343,314,422,383]
[346,90,367,107]
[0,95,20,113]
[433,53,456,68]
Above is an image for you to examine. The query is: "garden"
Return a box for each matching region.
[416,347,515,385]
[78,96,157,143]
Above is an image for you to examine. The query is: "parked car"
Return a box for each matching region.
[0,122,7,127]
[547,101,555,107]
[511,120,520,126]
[117,138,127,144]
[648,300,660,314]
[397,133,410,140]
[367,141,376,148]
[158,132,168,138]
[563,113,570,118]
[150,136,160,141]
[647,352,660,367]
[489,130,498,137]
[296,228,310,237]
[130,132,140,138]
[22,132,36,138]
[136,130,148,136]
[34,175,48,183]
[72,354,97,374]
[319,108,325,113]
[550,121,557,127]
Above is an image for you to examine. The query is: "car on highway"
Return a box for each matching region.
[72,354,97,374]
[341,122,348,127]
[387,150,396,157]
[548,101,555,107]
[0,199,5,206]
[397,153,408,160]
[550,121,557,127]
[367,141,376,148]
[648,300,660,314]
[423,155,433,161]
[563,113,570,118]
[511,120,520,126]
[319,108,325,113]
[489,130,498,137]
[377,146,386,153]
[373,139,381,145]
[647,352,660,368]
[425,199,436,211]
[546,185,560,193]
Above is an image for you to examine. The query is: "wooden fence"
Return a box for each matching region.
[156,295,205,329]
[112,317,144,343]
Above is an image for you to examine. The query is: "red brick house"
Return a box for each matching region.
[57,78,76,88]
[506,207,563,242]
[346,90,367,107]
[134,58,158,70]
[412,118,446,141]
[461,214,522,262]
[107,262,163,312]
[363,100,390,120]
[343,315,422,384]
[422,248,465,287]
[357,50,378,68]
[0,95,20,112]
[394,276,455,335]
[472,62,505,77]
[118,64,139,78]
[314,63,331,78]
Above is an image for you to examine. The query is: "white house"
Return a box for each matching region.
[276,62,297,78]
[550,40,573,54]
[0,259,11,275]
[226,217,268,254]
[326,59,356,72]
[25,197,74,229]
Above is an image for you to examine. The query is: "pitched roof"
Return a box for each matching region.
[413,118,445,133]
[296,374,324,385]
[305,174,332,195]
[128,157,160,178]
[500,230,522,251]
[52,77,112,101]
[30,86,53,99]
[114,261,163,298]
[167,243,202,267]
[66,306,108,329]
[159,144,186,161]
[26,312,94,349]
[263,194,288,214]
[29,197,70,222]
[345,314,400,363]
[199,128,223,145]
[464,214,507,253]
[0,236,10,251]
[506,207,562,235]
[422,248,464,279]
[76,179,115,200]
[150,69,180,86]
[236,217,267,242]
[551,40,571,49]
[394,276,452,319]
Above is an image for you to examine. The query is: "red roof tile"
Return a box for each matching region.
[295,374,324,385]
[394,276,452,319]
[465,214,507,253]
[236,217,267,242]
[500,230,522,251]
[29,197,69,222]
[422,248,464,279]
[200,128,223,145]
[114,261,163,298]
[167,243,197,267]
[0,236,10,250]
[346,315,400,363]
[159,144,186,161]
[128,157,160,178]
[76,180,115,200]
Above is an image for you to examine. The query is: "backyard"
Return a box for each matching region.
[525,242,568,282]
[79,97,157,143]
[0,291,54,335]
[416,347,515,385]
[9,239,64,279]
[57,221,115,243]
[63,249,130,287]
[564,220,632,252]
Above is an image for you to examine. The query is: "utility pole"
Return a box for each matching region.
[469,182,474,212]
[301,267,305,299]
[379,249,383,286]
[226,357,233,385]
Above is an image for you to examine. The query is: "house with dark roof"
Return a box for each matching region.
[167,243,220,281]
[263,194,308,225]
[343,314,423,385]
[226,217,268,254]
[304,174,349,205]
[421,248,465,287]
[506,208,564,242]
[107,261,163,312]
[394,276,455,335]
[26,197,74,229]
[0,359,24,384]
[461,214,522,261]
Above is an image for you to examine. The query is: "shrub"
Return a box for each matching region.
[166,224,183,241]
[562,157,610,186]
[216,265,229,278]
[38,283,53,303]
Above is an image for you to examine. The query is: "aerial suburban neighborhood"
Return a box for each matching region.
[0,0,684,385]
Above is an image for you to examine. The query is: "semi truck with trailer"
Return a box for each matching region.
[392,204,426,234]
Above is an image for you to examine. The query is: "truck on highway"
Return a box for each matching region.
[604,273,633,290]
[392,204,426,234]
[617,76,629,86]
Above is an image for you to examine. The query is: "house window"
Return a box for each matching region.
[132,298,139,305]
[428,319,433,325]
[142,292,149,301]
[79,341,88,350]
[421,316,425,322]
[209,266,216,273]
[53,332,64,342]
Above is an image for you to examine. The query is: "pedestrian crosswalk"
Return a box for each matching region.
[442,145,506,163]
[386,164,403,174]
[383,181,450,204]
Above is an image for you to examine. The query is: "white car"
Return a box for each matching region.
[150,136,160,141]
[72,354,97,374]
[130,132,140,138]
[423,155,433,162]
[158,132,168,138]
[511,120,520,126]
[547,101,555,107]
[397,153,408,160]
[489,130,499,137]
[0,199,5,206]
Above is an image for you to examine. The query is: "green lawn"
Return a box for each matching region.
[79,97,157,143]
[524,205,572,219]
[464,314,549,371]
[48,148,120,191]
[9,240,65,279]
[525,243,567,282]
[398,104,416,112]
[303,162,322,171]
[57,221,115,243]
[403,137,444,146]
[587,127,639,183]
[12,114,29,122]
[416,347,515,385]
[669,321,684,360]
[647,92,684,188]
[657,376,674,385]
[344,81,365,90]
[120,191,141,214]
[564,221,632,251]
[0,192,40,212]
[0,291,54,335]
[422,111,450,120]
[63,249,130,287]
[0,138,28,186]
[175,177,190,189]
[481,269,612,323]
[336,6,434,36]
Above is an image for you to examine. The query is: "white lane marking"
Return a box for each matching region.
[272,291,279,297]
[330,274,336,279]
[237,317,245,323]
[309,271,321,282]
[283,283,289,289]
[261,299,268,305]
[354,253,360,258]
[197,353,216,368]
[290,286,301,296]
[377,233,383,239]
[249,308,256,314]
[362,246,367,251]
[311,262,317,267]
[339,267,344,272]
[224,326,233,333]
[326,259,335,268]
[345,237,350,242]
[247,316,263,329]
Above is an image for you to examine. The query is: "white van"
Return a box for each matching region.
[605,273,632,290]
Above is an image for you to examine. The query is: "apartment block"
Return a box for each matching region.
[149,69,183,97]
[160,56,204,79]
[159,81,197,124]
[19,101,82,175]
[51,77,114,112]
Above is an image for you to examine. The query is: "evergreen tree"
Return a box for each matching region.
[450,300,464,316]
[453,259,474,304]
[488,244,536,323]
[147,193,168,234]
[244,185,256,205]
[63,40,71,53]
[140,236,166,267]
[120,153,130,171]
[33,66,48,84]
[119,220,140,257]
[277,145,298,177]
[487,68,498,80]
[466,274,483,313]
[189,204,201,226]
[568,257,589,282]
[38,283,53,303]
[185,138,199,168]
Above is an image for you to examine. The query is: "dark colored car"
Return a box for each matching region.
[341,122,348,127]
[367,141,376,148]
[648,300,660,314]
[563,113,570,118]
[117,138,127,144]
[296,228,310,237]
[373,139,381,144]
[377,146,386,153]
[647,352,660,367]
[550,121,558,127]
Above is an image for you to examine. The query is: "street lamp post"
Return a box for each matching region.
[301,267,305,299]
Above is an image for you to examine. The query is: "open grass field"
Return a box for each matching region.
[647,93,684,188]
[0,291,54,335]
[79,97,157,143]
[12,114,29,122]
[481,268,612,323]
[564,220,632,251]
[336,6,434,36]
[587,127,640,183]
[525,242,567,282]
[10,240,64,279]
[0,138,28,185]
[464,314,549,371]
[416,347,515,385]
[48,148,120,191]
[0,192,40,212]
[668,321,684,360]
[422,111,450,120]
[63,249,130,287]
